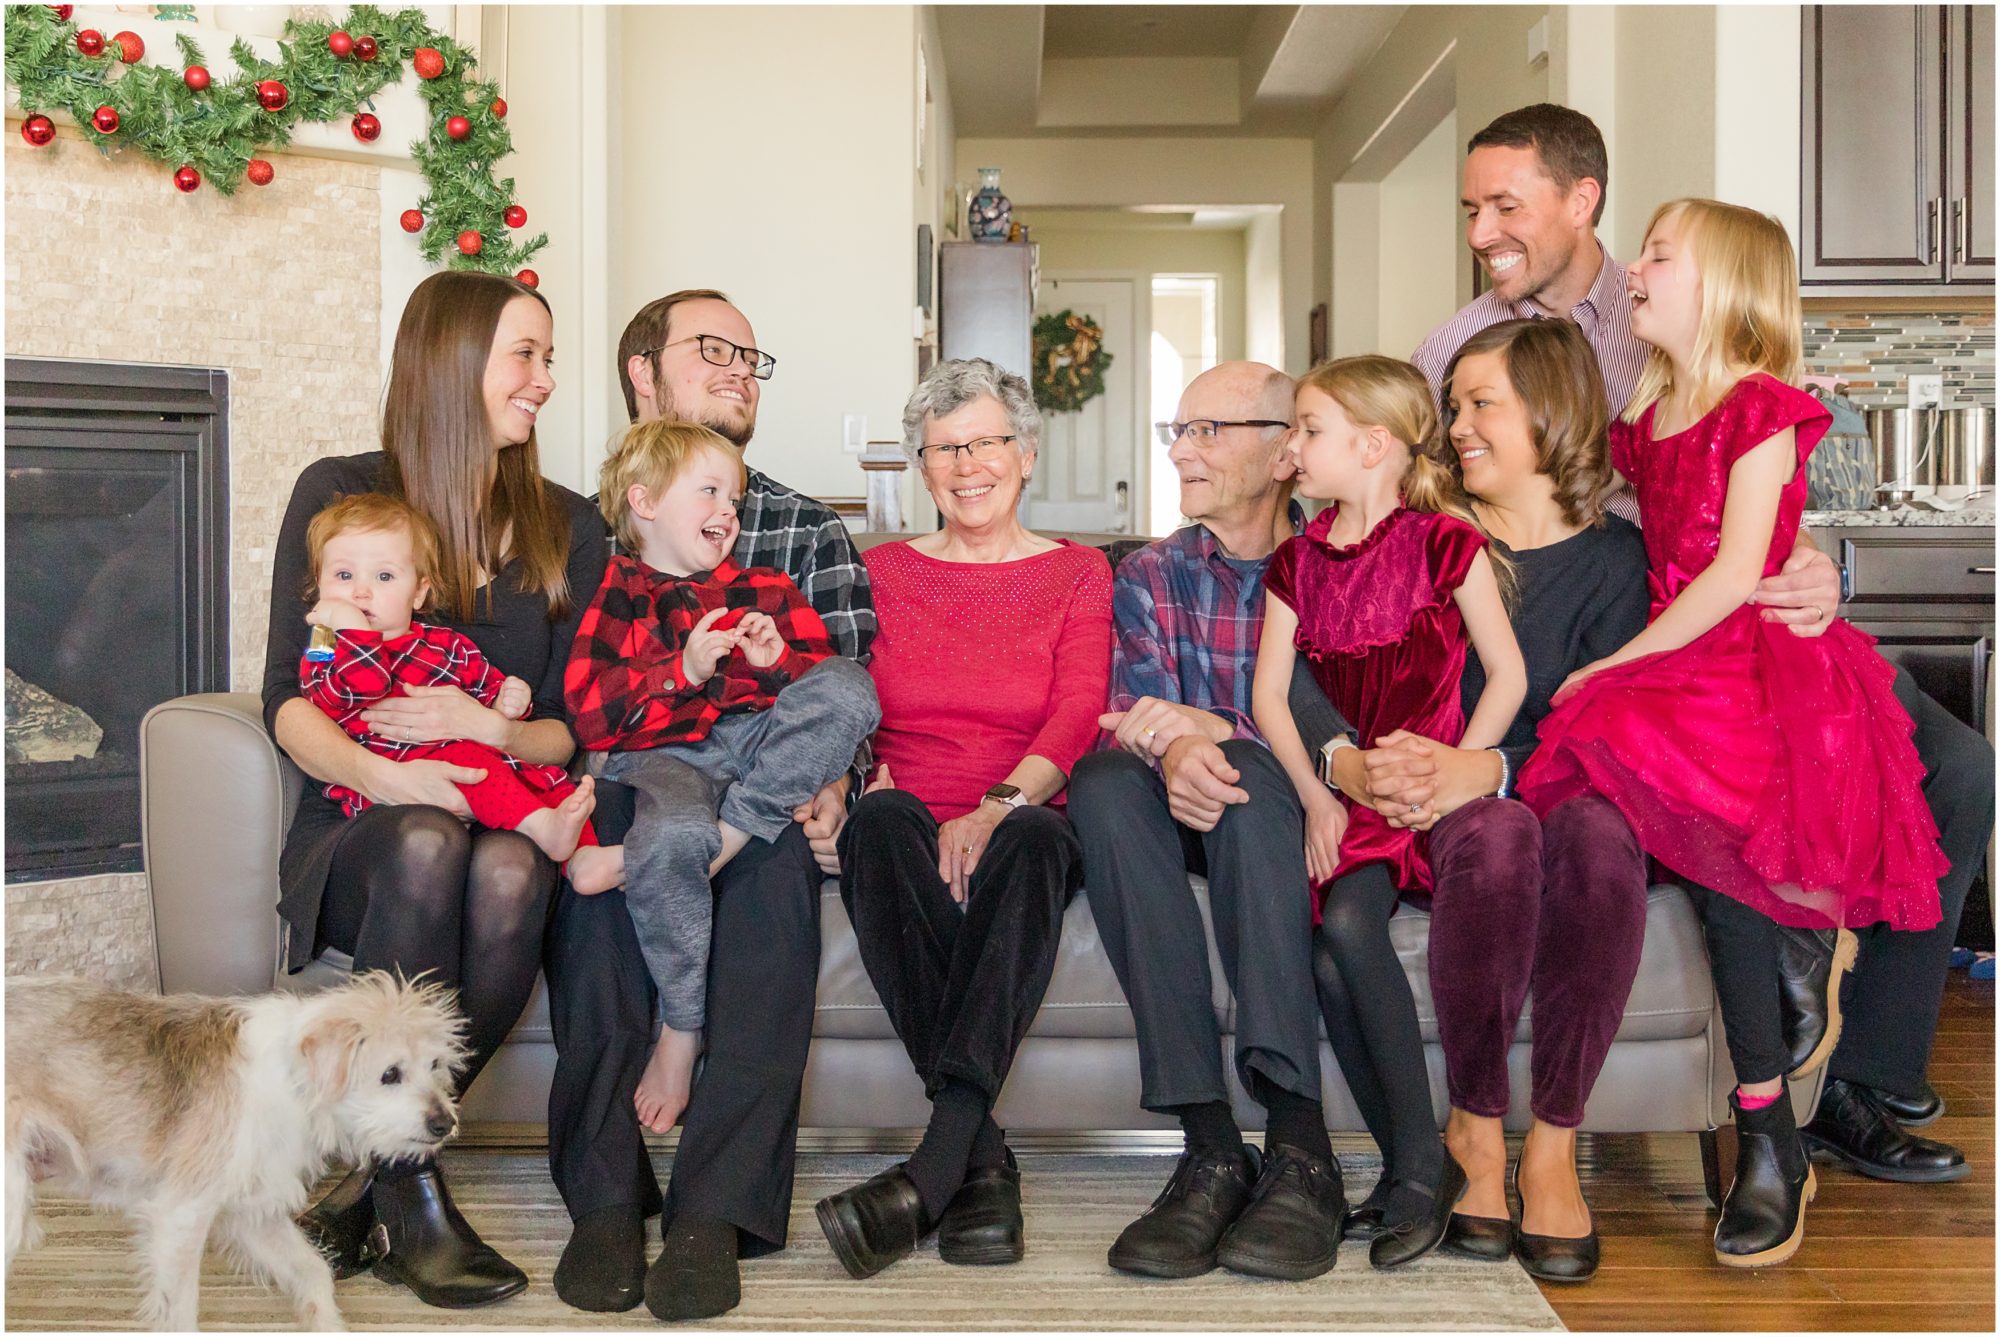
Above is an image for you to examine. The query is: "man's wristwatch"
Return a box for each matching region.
[1316,736,1357,789]
[983,782,1026,809]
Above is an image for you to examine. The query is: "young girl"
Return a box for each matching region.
[301,492,601,866]
[1517,199,1948,1269]
[1251,356,1527,1271]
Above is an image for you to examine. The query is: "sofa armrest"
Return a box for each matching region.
[140,693,300,995]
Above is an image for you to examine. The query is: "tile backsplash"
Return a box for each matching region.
[1803,308,1994,407]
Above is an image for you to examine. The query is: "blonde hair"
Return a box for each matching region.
[1624,198,1805,424]
[598,419,748,555]
[303,493,442,608]
[1299,355,1513,600]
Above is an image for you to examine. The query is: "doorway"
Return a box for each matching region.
[1031,275,1140,534]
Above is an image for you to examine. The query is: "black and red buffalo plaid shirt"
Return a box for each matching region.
[565,554,835,752]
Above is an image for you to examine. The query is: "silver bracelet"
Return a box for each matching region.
[1486,746,1514,800]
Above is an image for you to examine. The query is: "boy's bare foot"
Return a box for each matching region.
[707,821,753,877]
[635,1025,701,1135]
[567,842,625,895]
[520,775,597,863]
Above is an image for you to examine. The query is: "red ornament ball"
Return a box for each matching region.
[490,97,507,119]
[111,30,142,62]
[503,204,527,229]
[256,80,289,112]
[183,63,210,90]
[75,27,103,56]
[90,105,119,134]
[354,34,378,61]
[327,29,353,57]
[173,164,201,193]
[350,112,381,143]
[412,47,445,79]
[48,5,72,19]
[445,115,471,141]
[399,208,424,233]
[456,230,483,256]
[246,158,274,186]
[20,114,55,147]
[515,269,539,289]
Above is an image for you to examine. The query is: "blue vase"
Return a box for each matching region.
[969,167,1012,242]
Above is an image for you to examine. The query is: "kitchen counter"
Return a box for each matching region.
[1805,507,1996,528]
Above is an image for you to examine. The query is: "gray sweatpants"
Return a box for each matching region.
[589,656,879,1032]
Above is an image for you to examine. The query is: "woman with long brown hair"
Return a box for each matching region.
[261,270,607,1307]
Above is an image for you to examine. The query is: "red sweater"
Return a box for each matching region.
[863,540,1113,821]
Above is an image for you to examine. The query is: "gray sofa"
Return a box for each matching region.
[140,691,1815,1206]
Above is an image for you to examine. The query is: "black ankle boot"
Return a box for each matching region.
[1714,1091,1816,1268]
[370,1160,529,1308]
[297,1164,379,1279]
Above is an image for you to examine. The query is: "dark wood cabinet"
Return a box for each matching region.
[1830,524,1995,734]
[1801,6,1993,293]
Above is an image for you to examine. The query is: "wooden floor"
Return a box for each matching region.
[1543,970,1995,1332]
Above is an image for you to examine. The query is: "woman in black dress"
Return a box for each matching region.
[264,270,607,1307]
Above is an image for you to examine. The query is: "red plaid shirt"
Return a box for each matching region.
[299,621,570,815]
[565,555,835,752]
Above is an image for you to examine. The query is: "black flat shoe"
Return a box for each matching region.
[1777,925,1858,1078]
[1867,1080,1945,1128]
[815,1164,932,1280]
[1369,1151,1467,1271]
[1508,1162,1598,1282]
[1715,1090,1816,1267]
[297,1164,378,1279]
[553,1203,646,1313]
[1340,1171,1392,1242]
[1802,1077,1970,1183]
[1107,1146,1260,1279]
[938,1148,1024,1266]
[646,1213,741,1321]
[370,1161,529,1308]
[1214,1145,1344,1281]
[1439,1213,1512,1262]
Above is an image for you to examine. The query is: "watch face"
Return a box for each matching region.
[986,783,1022,803]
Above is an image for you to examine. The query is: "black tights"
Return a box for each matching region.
[319,805,556,1097]
[1312,864,1442,1191]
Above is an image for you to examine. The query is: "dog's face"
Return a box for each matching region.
[299,973,469,1164]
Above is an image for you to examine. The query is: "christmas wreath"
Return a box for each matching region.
[1032,309,1113,414]
[4,4,546,278]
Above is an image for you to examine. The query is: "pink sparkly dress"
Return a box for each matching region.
[1518,374,1946,931]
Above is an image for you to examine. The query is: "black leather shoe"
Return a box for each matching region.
[297,1164,378,1280]
[1715,1090,1816,1267]
[1215,1145,1344,1281]
[646,1213,740,1320]
[1439,1213,1512,1262]
[553,1203,646,1313]
[370,1161,530,1307]
[1802,1077,1970,1183]
[1868,1080,1946,1128]
[1341,1172,1391,1242]
[1777,925,1858,1078]
[815,1164,933,1280]
[938,1148,1024,1265]
[1509,1161,1598,1282]
[1369,1151,1467,1271]
[1108,1146,1260,1278]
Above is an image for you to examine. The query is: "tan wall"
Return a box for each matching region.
[1610,6,1717,259]
[1377,113,1463,360]
[5,129,384,987]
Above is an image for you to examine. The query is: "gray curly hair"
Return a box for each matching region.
[899,358,1043,464]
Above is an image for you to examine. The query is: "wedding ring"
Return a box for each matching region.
[1812,604,1826,622]
[1143,726,1157,738]
[962,845,973,855]
[1410,804,1422,814]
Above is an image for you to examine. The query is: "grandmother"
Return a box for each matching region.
[811,359,1112,1279]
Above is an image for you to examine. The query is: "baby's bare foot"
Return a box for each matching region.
[567,842,625,895]
[634,1025,701,1135]
[521,776,596,863]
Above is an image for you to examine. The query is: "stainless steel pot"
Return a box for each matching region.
[1938,405,1994,494]
[1866,407,1940,489]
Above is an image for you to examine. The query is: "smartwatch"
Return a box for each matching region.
[983,782,1026,809]
[1316,736,1357,789]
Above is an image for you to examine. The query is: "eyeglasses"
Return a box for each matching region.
[1155,419,1292,447]
[640,334,777,381]
[916,435,1017,470]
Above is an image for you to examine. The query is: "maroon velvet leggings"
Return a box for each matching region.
[1425,795,1649,1128]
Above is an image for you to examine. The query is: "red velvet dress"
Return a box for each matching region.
[1518,375,1945,931]
[1266,505,1487,915]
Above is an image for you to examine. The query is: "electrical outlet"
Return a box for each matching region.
[843,414,867,453]
[1909,375,1944,410]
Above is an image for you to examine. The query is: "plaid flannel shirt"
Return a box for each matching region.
[299,621,569,814]
[732,468,876,663]
[1107,502,1307,746]
[565,554,835,752]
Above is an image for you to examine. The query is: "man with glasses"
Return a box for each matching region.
[545,289,874,1320]
[1069,362,1349,1281]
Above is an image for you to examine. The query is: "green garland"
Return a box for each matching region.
[1031,309,1113,414]
[4,4,546,274]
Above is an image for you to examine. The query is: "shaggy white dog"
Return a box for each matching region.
[6,971,466,1331]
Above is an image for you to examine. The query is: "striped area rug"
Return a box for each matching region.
[5,1150,1564,1331]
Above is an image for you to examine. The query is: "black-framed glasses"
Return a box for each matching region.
[641,334,777,380]
[916,434,1017,469]
[1155,419,1292,447]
